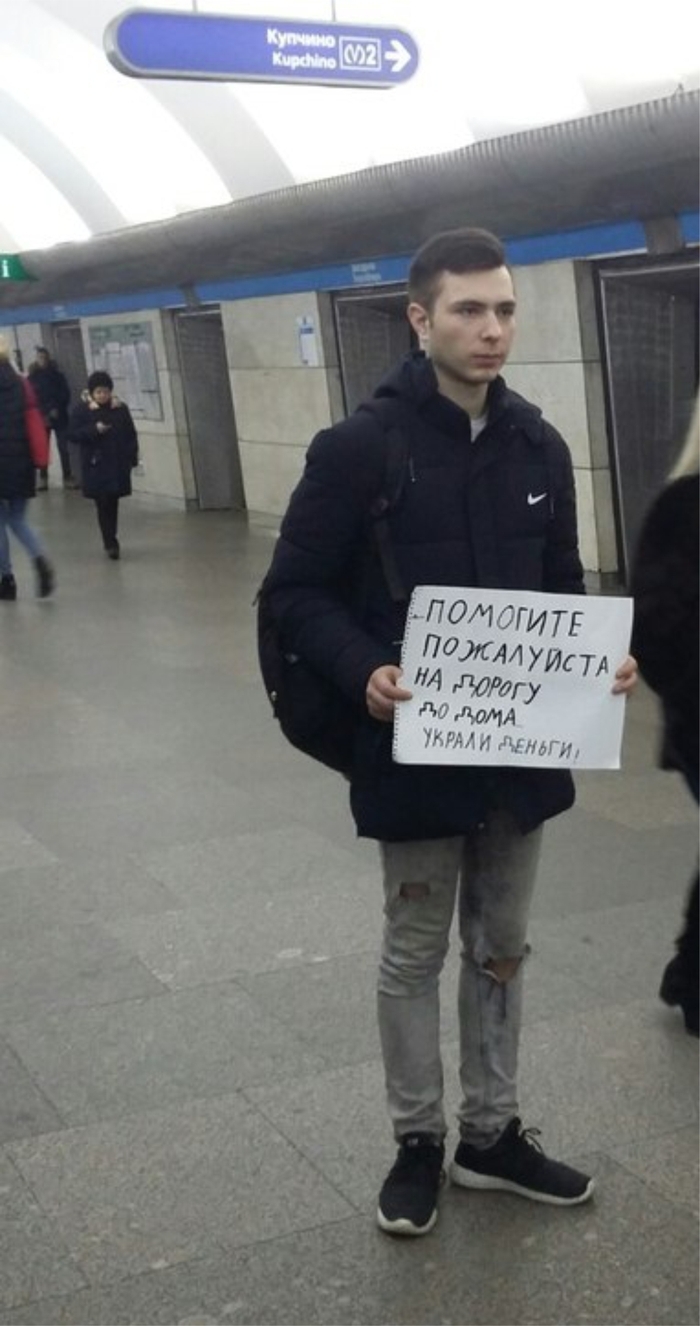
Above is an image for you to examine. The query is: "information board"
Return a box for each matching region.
[88,322,162,421]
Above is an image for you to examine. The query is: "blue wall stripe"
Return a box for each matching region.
[505,220,647,264]
[679,210,700,243]
[0,214,697,327]
[195,255,410,302]
[196,220,651,302]
[0,287,186,326]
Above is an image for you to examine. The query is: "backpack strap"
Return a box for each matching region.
[358,399,410,604]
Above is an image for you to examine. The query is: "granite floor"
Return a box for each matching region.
[0,489,697,1326]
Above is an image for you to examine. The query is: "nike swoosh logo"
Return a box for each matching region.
[527,492,548,506]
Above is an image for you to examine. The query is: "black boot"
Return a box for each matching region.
[34,555,55,598]
[661,873,700,1036]
[0,573,17,600]
[660,956,699,1035]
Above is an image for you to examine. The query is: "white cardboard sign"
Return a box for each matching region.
[393,586,633,770]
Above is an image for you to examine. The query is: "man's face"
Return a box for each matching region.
[91,386,112,406]
[408,266,516,390]
[37,351,49,368]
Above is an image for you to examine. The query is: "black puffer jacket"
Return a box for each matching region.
[0,361,35,499]
[631,474,699,784]
[28,362,70,429]
[267,353,585,840]
[68,398,138,499]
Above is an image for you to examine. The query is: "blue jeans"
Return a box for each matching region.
[378,811,542,1146]
[0,498,45,574]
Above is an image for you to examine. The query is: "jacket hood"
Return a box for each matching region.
[373,351,441,408]
[372,351,546,443]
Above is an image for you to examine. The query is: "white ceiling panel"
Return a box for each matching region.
[1,0,698,249]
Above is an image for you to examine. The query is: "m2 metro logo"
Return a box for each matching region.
[106,11,419,89]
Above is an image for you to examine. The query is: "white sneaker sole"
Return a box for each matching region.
[450,1162,594,1206]
[376,1206,438,1236]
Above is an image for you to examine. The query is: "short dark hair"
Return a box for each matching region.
[408,228,507,311]
[88,370,113,393]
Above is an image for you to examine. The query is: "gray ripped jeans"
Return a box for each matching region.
[378,810,541,1147]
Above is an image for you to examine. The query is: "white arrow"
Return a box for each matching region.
[385,39,411,74]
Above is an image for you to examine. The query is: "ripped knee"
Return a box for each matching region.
[483,955,523,984]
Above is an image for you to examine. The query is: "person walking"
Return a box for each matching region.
[263,228,637,1236]
[68,371,139,560]
[0,336,55,600]
[631,398,699,1036]
[28,347,72,489]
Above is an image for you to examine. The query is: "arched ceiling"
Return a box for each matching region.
[3,0,699,251]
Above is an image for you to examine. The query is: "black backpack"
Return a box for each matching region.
[256,400,409,775]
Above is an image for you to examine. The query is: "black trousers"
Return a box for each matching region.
[94,495,119,549]
[40,425,71,481]
[55,425,71,480]
[677,766,699,984]
[678,873,699,979]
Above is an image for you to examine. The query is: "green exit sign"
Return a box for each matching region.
[0,255,33,281]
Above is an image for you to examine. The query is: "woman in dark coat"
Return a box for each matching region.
[631,399,699,1036]
[68,371,139,559]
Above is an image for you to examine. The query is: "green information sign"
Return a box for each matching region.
[0,255,33,281]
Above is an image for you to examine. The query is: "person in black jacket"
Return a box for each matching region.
[28,347,72,489]
[631,400,699,1036]
[265,228,637,1236]
[0,336,55,599]
[68,371,139,560]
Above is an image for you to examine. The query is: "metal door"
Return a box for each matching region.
[51,321,89,413]
[333,289,411,413]
[174,308,245,510]
[598,256,699,577]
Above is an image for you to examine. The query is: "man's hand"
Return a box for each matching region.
[366,664,413,722]
[95,421,111,434]
[611,653,638,695]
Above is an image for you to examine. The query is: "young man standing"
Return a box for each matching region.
[264,229,637,1236]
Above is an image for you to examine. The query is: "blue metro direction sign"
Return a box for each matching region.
[105,10,419,88]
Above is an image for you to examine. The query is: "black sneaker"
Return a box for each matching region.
[0,573,17,600]
[377,1133,445,1236]
[451,1118,593,1206]
[34,556,54,598]
[106,540,120,561]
